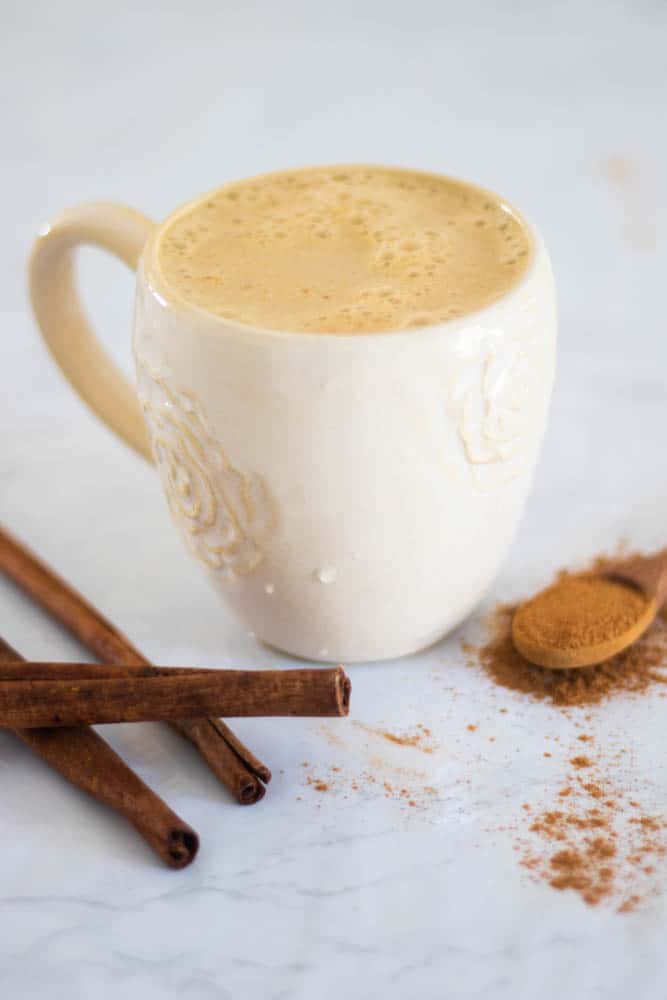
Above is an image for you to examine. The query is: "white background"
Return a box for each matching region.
[2,1,667,997]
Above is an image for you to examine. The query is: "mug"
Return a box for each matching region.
[29,169,557,663]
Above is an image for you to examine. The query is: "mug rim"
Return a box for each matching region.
[142,163,540,342]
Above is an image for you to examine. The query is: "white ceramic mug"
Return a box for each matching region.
[29,170,557,663]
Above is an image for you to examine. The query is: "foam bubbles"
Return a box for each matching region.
[157,166,531,334]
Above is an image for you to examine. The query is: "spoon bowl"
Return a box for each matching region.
[511,548,667,670]
[512,592,657,669]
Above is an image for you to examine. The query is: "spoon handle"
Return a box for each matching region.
[606,548,667,607]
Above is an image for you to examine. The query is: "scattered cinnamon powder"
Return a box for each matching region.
[313,723,439,811]
[520,755,667,911]
[352,721,437,754]
[630,816,661,832]
[618,895,642,914]
[381,732,420,747]
[302,761,438,811]
[570,756,593,769]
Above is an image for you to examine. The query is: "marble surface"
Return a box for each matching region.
[2,1,667,996]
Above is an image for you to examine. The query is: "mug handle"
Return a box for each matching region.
[28,202,155,461]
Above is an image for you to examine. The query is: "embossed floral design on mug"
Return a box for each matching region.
[29,166,556,662]
[136,362,271,577]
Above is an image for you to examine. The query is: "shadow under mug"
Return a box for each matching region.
[29,171,556,663]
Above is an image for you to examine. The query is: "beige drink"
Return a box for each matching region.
[157,165,532,334]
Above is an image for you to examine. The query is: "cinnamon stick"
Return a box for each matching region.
[0,663,218,680]
[0,525,269,803]
[0,663,351,728]
[176,718,271,799]
[0,637,198,868]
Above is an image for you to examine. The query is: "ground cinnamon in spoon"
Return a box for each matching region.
[512,574,649,658]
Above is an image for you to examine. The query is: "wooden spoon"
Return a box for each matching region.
[511,549,667,669]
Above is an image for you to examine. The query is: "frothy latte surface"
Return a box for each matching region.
[157,166,532,334]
